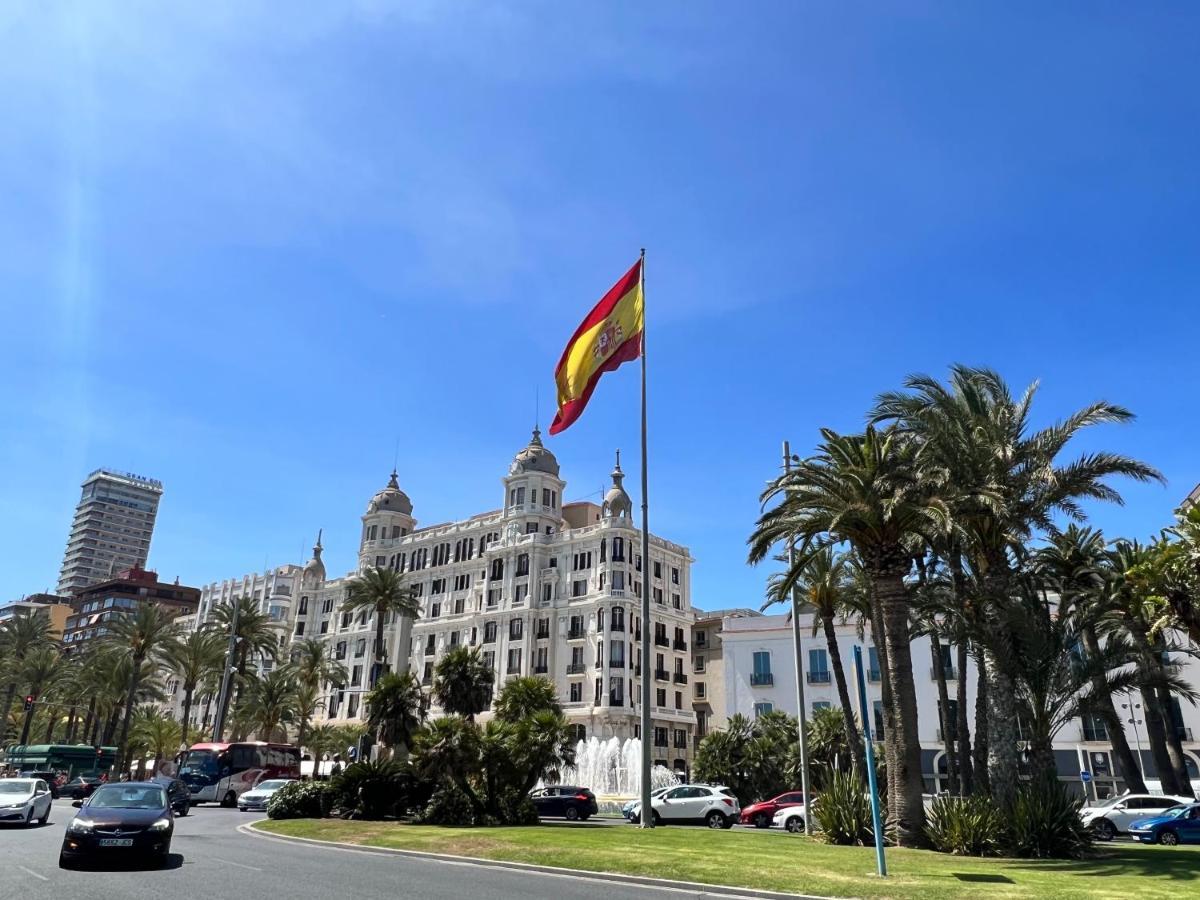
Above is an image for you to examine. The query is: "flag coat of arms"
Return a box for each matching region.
[548,258,644,435]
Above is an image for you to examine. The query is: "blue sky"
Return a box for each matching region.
[2,2,1197,610]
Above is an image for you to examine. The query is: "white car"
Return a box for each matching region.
[1080,793,1194,840]
[0,778,54,826]
[773,802,810,833]
[237,778,295,812]
[632,784,740,829]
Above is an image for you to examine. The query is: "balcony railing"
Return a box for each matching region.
[673,672,688,685]
[567,628,586,640]
[534,664,548,674]
[673,638,688,651]
[807,671,831,684]
[610,622,625,632]
[654,635,670,648]
[482,634,496,644]
[536,630,550,640]
[930,667,958,681]
[610,658,626,670]
[424,646,436,656]
[566,663,586,675]
[750,672,774,686]
[654,668,670,681]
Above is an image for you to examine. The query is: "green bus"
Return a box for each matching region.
[2,744,116,777]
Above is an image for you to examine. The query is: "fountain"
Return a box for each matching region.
[553,737,680,813]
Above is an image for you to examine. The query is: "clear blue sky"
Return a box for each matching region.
[2,3,1197,610]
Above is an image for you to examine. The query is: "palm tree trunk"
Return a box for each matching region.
[822,615,866,780]
[80,697,95,745]
[374,606,387,685]
[114,659,144,776]
[0,682,17,744]
[1155,684,1195,798]
[972,651,990,795]
[181,687,194,746]
[866,587,896,815]
[874,569,927,846]
[65,705,79,744]
[930,633,958,793]
[983,653,1021,805]
[955,639,973,794]
[1029,731,1057,785]
[44,707,57,743]
[1139,685,1182,795]
[1079,626,1145,793]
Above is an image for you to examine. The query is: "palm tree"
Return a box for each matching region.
[162,629,226,745]
[101,603,181,775]
[238,667,300,742]
[873,365,1161,803]
[765,546,866,781]
[129,706,183,777]
[210,596,279,739]
[0,610,54,744]
[492,675,561,721]
[290,637,347,749]
[17,645,67,744]
[749,426,947,846]
[304,723,338,777]
[343,567,421,683]
[432,646,495,720]
[365,671,425,756]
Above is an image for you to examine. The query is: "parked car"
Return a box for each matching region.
[60,782,174,868]
[740,791,807,828]
[772,802,809,833]
[161,778,192,817]
[62,776,104,800]
[622,787,669,820]
[1128,802,1200,846]
[530,785,598,821]
[237,778,295,812]
[18,771,60,799]
[0,778,54,826]
[631,784,739,828]
[1080,793,1194,841]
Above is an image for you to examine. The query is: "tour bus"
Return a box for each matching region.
[178,741,300,807]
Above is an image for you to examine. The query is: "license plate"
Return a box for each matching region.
[99,839,134,847]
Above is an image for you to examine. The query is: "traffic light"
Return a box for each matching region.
[23,695,34,712]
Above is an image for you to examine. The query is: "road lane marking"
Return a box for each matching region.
[210,856,263,872]
[17,866,48,882]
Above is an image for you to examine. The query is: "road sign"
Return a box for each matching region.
[1080,770,1092,783]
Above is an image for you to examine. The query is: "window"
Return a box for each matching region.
[1081,714,1108,742]
[354,638,367,658]
[347,694,359,718]
[808,648,830,683]
[610,641,625,668]
[671,566,679,584]
[490,559,504,580]
[612,536,625,561]
[542,488,551,507]
[694,681,706,699]
[653,587,663,604]
[595,678,603,704]
[294,621,305,635]
[598,609,605,631]
[298,596,308,615]
[754,702,773,718]
[609,676,624,706]
[487,588,500,607]
[335,641,347,661]
[429,602,441,618]
[571,646,585,667]
[450,631,460,647]
[569,682,582,702]
[674,690,682,709]
[516,554,529,576]
[653,560,662,579]
[751,650,772,686]
[509,618,523,640]
[536,617,550,638]
[656,688,666,706]
[611,607,625,631]
[425,634,436,654]
[453,573,471,592]
[674,729,686,748]
[514,583,528,604]
[572,580,587,598]
[483,621,497,643]
[867,646,881,681]
[431,578,446,595]
[526,522,538,534]
[541,583,552,603]
[694,655,705,673]
[573,551,592,571]
[872,700,885,737]
[351,665,363,686]
[535,646,547,672]
[653,727,668,747]
[506,648,522,674]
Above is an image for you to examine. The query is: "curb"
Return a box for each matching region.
[240,821,843,900]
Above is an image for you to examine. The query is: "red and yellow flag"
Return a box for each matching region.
[549,258,644,435]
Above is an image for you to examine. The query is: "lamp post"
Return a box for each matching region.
[1121,702,1145,780]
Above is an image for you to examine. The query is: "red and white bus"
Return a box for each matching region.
[177,741,300,807]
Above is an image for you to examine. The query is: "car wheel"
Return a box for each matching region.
[629,813,640,825]
[652,811,663,826]
[39,807,49,825]
[753,813,770,829]
[1092,819,1116,841]
[565,806,580,821]
[1159,829,1179,847]
[786,816,805,834]
[706,811,726,829]
[221,791,237,808]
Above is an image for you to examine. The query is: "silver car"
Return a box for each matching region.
[0,779,54,826]
[237,778,295,812]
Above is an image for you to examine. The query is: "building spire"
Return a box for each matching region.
[387,469,399,490]
[313,529,323,559]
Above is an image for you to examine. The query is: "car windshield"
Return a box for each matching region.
[88,786,167,809]
[255,780,289,791]
[180,749,220,777]
[0,781,34,794]
[1156,805,1191,820]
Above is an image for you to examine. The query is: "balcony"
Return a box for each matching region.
[610,658,626,670]
[750,672,774,687]
[567,628,586,640]
[534,664,548,674]
[424,646,436,656]
[672,672,688,685]
[610,622,625,632]
[654,668,670,681]
[536,629,550,640]
[566,663,587,675]
[654,635,670,648]
[807,671,831,685]
[930,667,958,681]
[482,634,496,644]
[673,638,688,651]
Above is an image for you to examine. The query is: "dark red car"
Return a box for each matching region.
[739,791,807,828]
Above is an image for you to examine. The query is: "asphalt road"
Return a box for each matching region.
[0,799,769,899]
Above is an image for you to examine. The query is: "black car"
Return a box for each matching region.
[160,778,191,817]
[530,786,598,821]
[62,776,103,800]
[60,782,174,868]
[19,771,60,799]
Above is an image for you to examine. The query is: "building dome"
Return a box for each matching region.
[367,470,413,516]
[602,450,633,520]
[510,428,560,477]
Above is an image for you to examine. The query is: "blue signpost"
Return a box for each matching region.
[853,645,887,878]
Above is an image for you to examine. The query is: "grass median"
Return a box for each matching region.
[253,818,1200,899]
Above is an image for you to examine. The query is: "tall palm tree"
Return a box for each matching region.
[365,671,426,756]
[765,546,866,781]
[290,637,347,749]
[343,567,421,683]
[873,365,1161,803]
[129,706,183,777]
[304,723,338,777]
[0,610,54,744]
[210,596,279,739]
[102,603,181,775]
[432,645,495,721]
[162,629,226,745]
[17,645,68,744]
[241,667,300,742]
[749,426,949,846]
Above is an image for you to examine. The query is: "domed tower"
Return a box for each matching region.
[360,470,416,564]
[301,530,326,589]
[503,428,566,535]
[602,450,634,523]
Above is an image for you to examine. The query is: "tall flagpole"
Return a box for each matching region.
[638,248,654,829]
[783,441,813,834]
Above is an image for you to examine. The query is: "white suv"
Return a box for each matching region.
[633,784,740,829]
[1080,793,1194,840]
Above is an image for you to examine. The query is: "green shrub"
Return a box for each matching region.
[1005,780,1094,859]
[331,759,412,820]
[266,780,334,819]
[925,793,1005,856]
[812,767,874,845]
[414,784,479,826]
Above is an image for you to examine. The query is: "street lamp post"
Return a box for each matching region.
[1121,702,1145,781]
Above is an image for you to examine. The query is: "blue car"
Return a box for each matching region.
[1128,802,1200,846]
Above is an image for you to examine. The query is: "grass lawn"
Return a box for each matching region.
[254,819,1200,899]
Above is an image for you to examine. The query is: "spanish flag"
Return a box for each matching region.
[549,258,644,435]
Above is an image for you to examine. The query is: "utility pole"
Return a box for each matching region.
[211,599,243,742]
[783,441,812,834]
